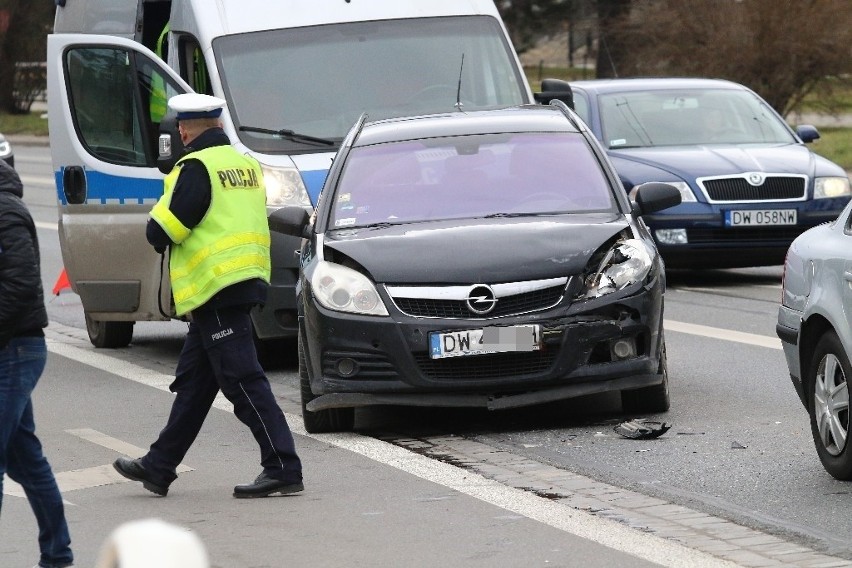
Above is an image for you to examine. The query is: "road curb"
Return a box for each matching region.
[7,134,49,147]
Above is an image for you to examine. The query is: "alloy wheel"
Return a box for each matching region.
[814,353,850,457]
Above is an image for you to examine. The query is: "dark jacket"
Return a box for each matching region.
[146,127,267,311]
[0,161,48,348]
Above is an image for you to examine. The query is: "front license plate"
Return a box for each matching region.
[724,209,797,227]
[429,325,541,359]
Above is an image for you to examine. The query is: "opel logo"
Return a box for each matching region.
[466,284,497,315]
[747,172,764,186]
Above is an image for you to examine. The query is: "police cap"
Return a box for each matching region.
[169,93,225,121]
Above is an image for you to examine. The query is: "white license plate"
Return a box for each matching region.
[429,325,541,359]
[724,209,797,226]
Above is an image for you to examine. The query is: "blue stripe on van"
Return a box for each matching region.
[55,169,164,205]
[301,169,329,206]
[55,167,330,206]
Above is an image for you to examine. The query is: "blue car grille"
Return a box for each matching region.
[392,285,565,319]
[414,350,557,380]
[701,176,805,201]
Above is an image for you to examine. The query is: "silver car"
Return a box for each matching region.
[0,132,13,168]
[778,199,852,479]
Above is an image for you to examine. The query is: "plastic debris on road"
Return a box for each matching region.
[614,419,672,439]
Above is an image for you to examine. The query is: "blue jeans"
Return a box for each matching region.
[0,337,73,568]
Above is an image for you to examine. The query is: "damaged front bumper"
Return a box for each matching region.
[301,281,665,412]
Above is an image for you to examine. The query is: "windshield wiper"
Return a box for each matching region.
[483,212,539,218]
[238,125,335,147]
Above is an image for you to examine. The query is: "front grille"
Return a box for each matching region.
[701,176,805,202]
[414,350,557,380]
[322,351,399,380]
[392,285,565,319]
[687,226,804,244]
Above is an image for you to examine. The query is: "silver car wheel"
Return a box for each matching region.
[814,353,850,457]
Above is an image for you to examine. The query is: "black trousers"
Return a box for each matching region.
[141,305,301,486]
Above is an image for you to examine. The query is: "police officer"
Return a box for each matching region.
[113,93,303,498]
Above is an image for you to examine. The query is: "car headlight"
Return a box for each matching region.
[0,134,11,159]
[581,238,653,299]
[814,176,851,199]
[259,162,311,207]
[630,180,695,203]
[311,260,388,316]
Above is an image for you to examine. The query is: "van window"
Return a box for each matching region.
[64,46,182,166]
[214,15,527,153]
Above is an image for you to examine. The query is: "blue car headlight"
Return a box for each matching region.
[311,260,388,316]
[814,176,851,199]
[581,238,653,299]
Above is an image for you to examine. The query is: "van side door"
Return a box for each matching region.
[47,34,192,346]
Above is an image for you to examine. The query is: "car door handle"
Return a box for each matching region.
[844,271,852,282]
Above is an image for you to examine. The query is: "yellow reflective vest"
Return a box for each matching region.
[150,145,270,315]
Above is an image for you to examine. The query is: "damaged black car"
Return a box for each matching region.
[269,103,682,433]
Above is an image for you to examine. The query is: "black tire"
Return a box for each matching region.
[298,333,354,434]
[85,313,134,348]
[621,342,670,415]
[808,331,852,480]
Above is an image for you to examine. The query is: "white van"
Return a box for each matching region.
[48,0,572,350]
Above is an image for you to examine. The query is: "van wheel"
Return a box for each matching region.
[808,331,852,480]
[85,313,134,348]
[299,334,354,434]
[621,343,670,414]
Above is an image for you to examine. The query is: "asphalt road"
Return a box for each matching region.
[5,142,852,567]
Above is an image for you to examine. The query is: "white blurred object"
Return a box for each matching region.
[95,518,209,568]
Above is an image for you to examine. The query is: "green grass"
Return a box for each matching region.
[0,110,49,136]
[811,128,852,170]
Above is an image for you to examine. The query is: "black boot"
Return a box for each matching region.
[113,457,169,496]
[233,472,303,498]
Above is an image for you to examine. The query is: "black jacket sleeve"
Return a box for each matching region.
[147,158,212,253]
[0,212,45,347]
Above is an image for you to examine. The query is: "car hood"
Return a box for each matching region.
[322,214,629,283]
[608,143,843,186]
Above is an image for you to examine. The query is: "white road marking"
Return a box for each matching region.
[35,220,58,231]
[665,319,782,350]
[19,174,56,187]
[2,429,192,499]
[37,323,737,568]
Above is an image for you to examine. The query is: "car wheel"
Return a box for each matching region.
[85,312,134,348]
[298,333,354,434]
[621,342,670,414]
[808,331,852,480]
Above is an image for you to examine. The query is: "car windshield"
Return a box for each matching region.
[329,132,616,228]
[598,88,796,148]
[214,16,527,154]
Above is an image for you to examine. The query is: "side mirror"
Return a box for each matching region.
[268,206,311,238]
[157,113,183,174]
[534,78,574,109]
[632,182,682,215]
[795,124,820,144]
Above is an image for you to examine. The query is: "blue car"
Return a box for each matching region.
[569,78,851,268]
